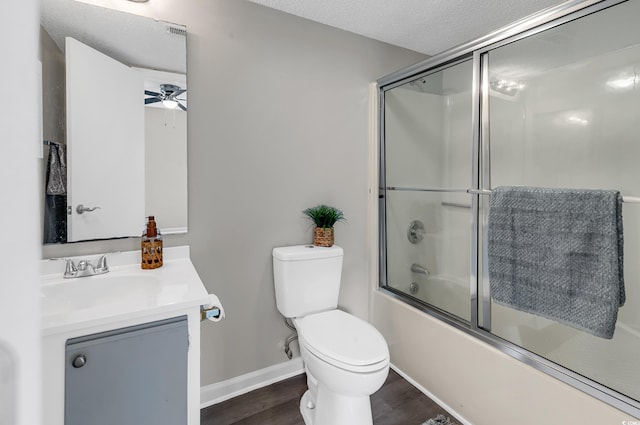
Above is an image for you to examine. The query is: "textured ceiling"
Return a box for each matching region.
[246,0,566,55]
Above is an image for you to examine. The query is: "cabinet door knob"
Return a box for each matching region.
[72,354,87,368]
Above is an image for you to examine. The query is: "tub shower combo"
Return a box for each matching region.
[378,0,640,417]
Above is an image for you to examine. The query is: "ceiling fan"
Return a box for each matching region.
[144,83,187,111]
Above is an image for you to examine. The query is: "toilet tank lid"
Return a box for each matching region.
[272,245,343,261]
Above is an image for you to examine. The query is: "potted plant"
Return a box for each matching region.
[303,204,345,247]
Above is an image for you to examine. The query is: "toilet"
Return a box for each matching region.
[272,245,389,425]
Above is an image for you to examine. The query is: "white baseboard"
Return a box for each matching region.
[200,357,305,409]
[389,363,472,425]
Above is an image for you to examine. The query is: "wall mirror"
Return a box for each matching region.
[41,0,188,244]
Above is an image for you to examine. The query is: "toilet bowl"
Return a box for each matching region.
[272,245,390,425]
[295,310,389,425]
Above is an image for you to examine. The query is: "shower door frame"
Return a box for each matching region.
[377,0,639,418]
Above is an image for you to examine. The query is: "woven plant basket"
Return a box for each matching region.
[313,227,334,247]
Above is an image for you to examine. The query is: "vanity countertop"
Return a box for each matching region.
[40,246,210,336]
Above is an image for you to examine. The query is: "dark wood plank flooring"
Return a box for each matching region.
[201,369,461,425]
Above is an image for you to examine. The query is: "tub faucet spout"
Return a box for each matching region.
[411,263,430,276]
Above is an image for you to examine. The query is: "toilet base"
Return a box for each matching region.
[299,390,315,425]
[299,386,374,425]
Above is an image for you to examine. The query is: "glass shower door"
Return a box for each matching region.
[481,0,640,402]
[382,59,473,321]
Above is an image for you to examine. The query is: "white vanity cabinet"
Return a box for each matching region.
[41,247,212,425]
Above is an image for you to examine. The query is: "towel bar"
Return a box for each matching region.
[467,189,640,204]
[385,186,640,203]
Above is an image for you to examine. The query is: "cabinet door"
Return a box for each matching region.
[65,316,188,425]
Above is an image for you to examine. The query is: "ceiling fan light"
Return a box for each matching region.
[162,99,179,109]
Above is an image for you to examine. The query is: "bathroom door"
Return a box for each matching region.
[66,37,145,242]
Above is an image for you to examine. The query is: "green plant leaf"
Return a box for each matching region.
[302,204,345,228]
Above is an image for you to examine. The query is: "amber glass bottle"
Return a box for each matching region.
[141,216,163,269]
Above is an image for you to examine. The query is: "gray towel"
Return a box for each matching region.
[46,143,66,195]
[488,186,624,339]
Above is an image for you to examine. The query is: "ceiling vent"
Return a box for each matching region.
[166,24,186,37]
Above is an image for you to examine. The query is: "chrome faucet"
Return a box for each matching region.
[62,255,109,278]
[410,263,430,276]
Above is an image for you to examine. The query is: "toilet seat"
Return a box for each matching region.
[297,310,389,373]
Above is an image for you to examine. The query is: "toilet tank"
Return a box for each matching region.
[272,245,343,318]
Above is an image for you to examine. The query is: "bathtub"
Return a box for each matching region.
[392,273,640,401]
[492,304,640,402]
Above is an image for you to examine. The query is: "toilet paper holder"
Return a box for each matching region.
[201,306,222,321]
[201,293,225,322]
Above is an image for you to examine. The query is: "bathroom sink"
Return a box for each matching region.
[40,246,210,335]
[41,273,162,317]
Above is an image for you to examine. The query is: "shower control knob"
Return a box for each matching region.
[407,220,426,244]
[72,354,87,368]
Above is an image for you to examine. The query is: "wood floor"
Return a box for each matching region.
[201,369,461,425]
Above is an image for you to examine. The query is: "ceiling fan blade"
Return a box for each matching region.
[173,89,186,97]
[177,102,187,111]
[145,90,161,97]
[145,98,162,104]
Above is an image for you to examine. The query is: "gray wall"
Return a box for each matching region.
[185,0,425,383]
[43,0,425,385]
